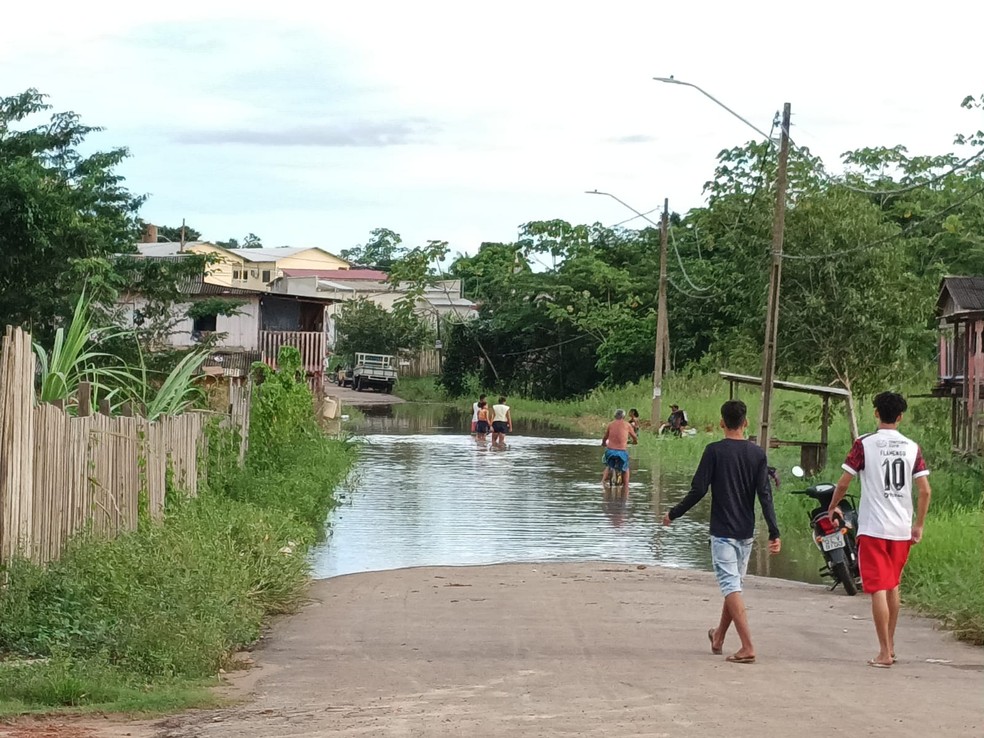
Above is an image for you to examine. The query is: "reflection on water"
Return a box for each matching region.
[311,404,823,584]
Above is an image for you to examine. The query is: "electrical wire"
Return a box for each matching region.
[608,206,663,229]
[499,333,592,357]
[782,182,984,261]
[668,226,712,292]
[809,146,984,198]
[667,276,715,300]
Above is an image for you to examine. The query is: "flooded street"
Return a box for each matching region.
[312,404,823,584]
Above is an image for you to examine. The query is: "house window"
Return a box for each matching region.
[193,314,218,333]
[232,269,241,281]
[262,270,271,283]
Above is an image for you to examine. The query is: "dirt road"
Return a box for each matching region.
[151,563,981,738]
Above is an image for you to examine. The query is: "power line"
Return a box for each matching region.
[667,276,715,299]
[499,333,592,357]
[668,226,712,292]
[782,181,984,261]
[808,146,984,198]
[608,206,662,229]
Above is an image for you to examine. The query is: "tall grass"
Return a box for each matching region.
[904,508,984,645]
[0,347,357,716]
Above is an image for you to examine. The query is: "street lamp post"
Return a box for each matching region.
[653,76,790,450]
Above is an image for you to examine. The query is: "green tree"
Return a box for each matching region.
[242,233,262,249]
[333,298,430,359]
[0,89,143,337]
[341,228,405,271]
[214,233,262,250]
[441,230,605,399]
[778,189,932,435]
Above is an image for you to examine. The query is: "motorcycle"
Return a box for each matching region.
[789,466,861,595]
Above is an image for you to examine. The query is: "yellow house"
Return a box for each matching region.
[135,241,351,291]
[194,246,350,290]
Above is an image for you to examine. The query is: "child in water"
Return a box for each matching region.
[475,401,492,442]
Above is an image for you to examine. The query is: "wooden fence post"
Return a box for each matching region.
[0,327,36,563]
[78,382,92,417]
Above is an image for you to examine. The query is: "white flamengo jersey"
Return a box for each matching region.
[842,428,929,540]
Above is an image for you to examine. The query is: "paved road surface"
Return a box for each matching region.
[150,564,982,738]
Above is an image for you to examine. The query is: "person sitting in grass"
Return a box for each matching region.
[659,404,689,436]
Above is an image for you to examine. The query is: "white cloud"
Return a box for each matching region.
[1,0,980,255]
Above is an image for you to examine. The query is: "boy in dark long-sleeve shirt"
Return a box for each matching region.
[662,400,781,664]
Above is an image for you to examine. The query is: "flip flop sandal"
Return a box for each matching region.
[867,659,892,669]
[708,629,722,655]
[726,654,756,664]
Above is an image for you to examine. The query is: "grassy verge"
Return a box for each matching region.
[394,376,448,403]
[0,350,358,716]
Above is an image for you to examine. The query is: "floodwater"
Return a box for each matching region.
[311,404,824,585]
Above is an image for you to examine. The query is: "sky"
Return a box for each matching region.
[3,1,980,258]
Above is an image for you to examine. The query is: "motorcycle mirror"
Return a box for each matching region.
[791,465,806,479]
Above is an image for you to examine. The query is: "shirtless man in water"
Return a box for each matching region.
[601,409,638,486]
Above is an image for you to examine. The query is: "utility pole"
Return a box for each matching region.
[652,198,669,426]
[758,103,792,450]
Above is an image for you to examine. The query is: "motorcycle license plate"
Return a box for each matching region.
[821,532,845,551]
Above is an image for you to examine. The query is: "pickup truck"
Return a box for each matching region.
[352,353,398,393]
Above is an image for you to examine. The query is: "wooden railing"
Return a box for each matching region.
[260,331,326,375]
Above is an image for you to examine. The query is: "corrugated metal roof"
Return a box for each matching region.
[225,247,308,262]
[283,268,388,280]
[203,350,261,376]
[938,276,984,315]
[226,247,348,263]
[135,242,209,257]
[425,295,477,308]
[180,274,262,297]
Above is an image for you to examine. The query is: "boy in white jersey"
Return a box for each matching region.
[828,392,932,669]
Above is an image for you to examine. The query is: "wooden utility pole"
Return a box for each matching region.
[758,103,792,450]
[652,198,669,426]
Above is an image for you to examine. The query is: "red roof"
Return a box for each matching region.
[283,268,388,281]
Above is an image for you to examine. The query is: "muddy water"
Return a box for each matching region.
[311,404,823,584]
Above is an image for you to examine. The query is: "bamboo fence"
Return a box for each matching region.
[0,326,214,565]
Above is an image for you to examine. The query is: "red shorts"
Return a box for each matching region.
[858,535,911,593]
[471,421,477,433]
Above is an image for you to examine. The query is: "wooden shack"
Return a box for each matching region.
[933,276,984,455]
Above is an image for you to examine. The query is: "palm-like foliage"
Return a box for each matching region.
[34,293,131,410]
[125,344,206,420]
[33,292,206,418]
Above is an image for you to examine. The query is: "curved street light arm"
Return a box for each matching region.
[653,76,778,146]
[585,190,663,230]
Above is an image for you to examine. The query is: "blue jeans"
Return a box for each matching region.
[710,536,754,596]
